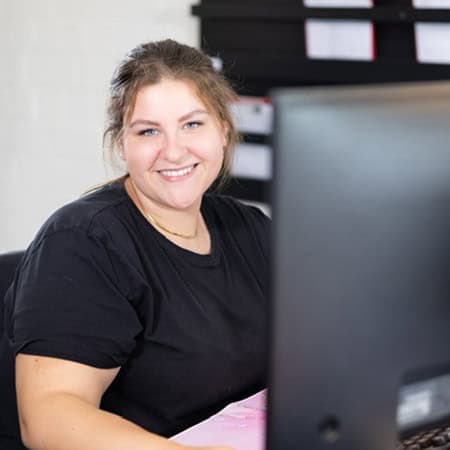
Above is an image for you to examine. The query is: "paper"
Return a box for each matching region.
[305,19,374,61]
[415,23,450,64]
[230,97,273,135]
[210,56,223,72]
[232,143,272,181]
[304,0,372,6]
[414,0,450,64]
[171,390,267,450]
[413,0,450,7]
[304,0,374,61]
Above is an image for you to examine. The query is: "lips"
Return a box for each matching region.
[158,163,198,178]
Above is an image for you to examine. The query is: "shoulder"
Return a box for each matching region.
[22,181,135,270]
[203,193,271,228]
[204,194,270,269]
[203,194,271,255]
[33,182,129,244]
[17,181,138,298]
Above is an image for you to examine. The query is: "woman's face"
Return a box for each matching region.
[121,78,227,212]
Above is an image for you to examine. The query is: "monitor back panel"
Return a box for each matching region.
[268,82,450,450]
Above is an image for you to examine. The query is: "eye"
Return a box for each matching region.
[138,128,160,136]
[184,121,203,129]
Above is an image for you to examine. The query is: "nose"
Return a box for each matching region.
[160,132,186,163]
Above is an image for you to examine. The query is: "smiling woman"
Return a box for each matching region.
[1,39,270,450]
[104,40,241,253]
[105,39,240,185]
[121,79,227,251]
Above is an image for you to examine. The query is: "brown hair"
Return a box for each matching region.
[103,39,240,187]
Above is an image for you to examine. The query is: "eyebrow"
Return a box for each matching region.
[129,109,209,128]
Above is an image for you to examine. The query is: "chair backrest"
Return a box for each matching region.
[0,251,24,334]
[0,251,24,443]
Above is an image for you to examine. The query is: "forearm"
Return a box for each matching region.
[20,392,184,450]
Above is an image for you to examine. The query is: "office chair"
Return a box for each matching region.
[0,251,24,447]
[0,251,24,334]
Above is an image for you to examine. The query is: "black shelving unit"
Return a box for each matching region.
[192,0,450,203]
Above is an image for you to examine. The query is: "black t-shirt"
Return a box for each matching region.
[0,181,270,449]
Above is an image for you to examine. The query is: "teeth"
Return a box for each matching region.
[160,165,195,177]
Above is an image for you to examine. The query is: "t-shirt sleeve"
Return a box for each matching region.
[11,228,143,368]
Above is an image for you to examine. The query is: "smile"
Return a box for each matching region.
[158,164,197,178]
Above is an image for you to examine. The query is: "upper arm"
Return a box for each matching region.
[16,353,120,410]
[15,354,121,449]
[11,230,143,368]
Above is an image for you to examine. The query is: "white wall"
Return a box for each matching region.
[0,0,199,252]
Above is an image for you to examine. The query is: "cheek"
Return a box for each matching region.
[208,143,225,179]
[196,130,226,159]
[123,140,159,168]
[197,140,225,167]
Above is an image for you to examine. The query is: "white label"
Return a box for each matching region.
[305,20,374,61]
[415,23,450,64]
[304,0,372,6]
[413,0,450,8]
[232,143,272,180]
[230,98,273,135]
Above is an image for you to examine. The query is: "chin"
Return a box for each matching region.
[163,185,210,210]
[166,196,202,211]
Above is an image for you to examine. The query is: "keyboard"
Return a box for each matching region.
[399,426,450,450]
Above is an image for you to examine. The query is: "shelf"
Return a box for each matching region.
[192,4,450,23]
[222,56,450,93]
[192,0,450,203]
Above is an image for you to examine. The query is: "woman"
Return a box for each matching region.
[1,39,270,450]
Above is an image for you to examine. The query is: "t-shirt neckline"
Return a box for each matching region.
[119,182,221,267]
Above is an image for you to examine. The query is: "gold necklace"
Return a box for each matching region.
[127,179,198,239]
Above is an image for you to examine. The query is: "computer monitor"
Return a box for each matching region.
[268,82,450,450]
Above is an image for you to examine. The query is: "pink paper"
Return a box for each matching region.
[171,390,267,450]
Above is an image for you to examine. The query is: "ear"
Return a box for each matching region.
[221,122,229,149]
[118,140,126,161]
